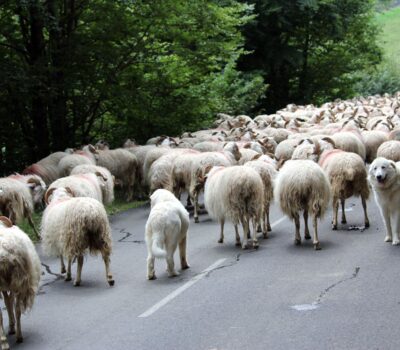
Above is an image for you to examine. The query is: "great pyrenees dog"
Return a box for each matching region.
[369,157,400,245]
[145,189,190,280]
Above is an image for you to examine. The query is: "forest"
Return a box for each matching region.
[0,0,398,174]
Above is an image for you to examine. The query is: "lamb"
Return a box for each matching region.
[41,187,114,286]
[70,165,114,204]
[244,160,277,236]
[376,140,400,162]
[318,149,370,229]
[0,177,41,236]
[23,151,68,185]
[0,216,41,346]
[145,189,190,280]
[204,166,264,249]
[274,160,330,250]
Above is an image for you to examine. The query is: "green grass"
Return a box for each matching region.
[376,6,400,70]
[20,197,147,242]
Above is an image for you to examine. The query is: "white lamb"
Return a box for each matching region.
[145,189,190,280]
[0,216,41,346]
[41,188,114,286]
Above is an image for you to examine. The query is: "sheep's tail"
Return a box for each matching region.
[344,168,355,181]
[151,233,167,258]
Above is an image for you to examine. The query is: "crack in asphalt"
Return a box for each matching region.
[38,263,64,295]
[117,228,145,244]
[204,251,256,278]
[315,266,360,305]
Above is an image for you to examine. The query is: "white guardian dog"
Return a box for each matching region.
[145,189,190,279]
[369,157,400,245]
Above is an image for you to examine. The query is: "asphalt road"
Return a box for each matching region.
[3,193,400,350]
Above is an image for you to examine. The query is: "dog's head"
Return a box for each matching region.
[369,157,398,189]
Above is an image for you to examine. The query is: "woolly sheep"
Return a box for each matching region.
[0,216,41,345]
[204,166,264,249]
[70,165,114,204]
[362,130,388,163]
[331,132,366,160]
[41,188,114,286]
[376,140,400,162]
[58,146,97,177]
[274,160,330,250]
[7,173,47,209]
[145,189,190,280]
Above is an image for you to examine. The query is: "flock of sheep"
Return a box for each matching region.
[1,91,400,349]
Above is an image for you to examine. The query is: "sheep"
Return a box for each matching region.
[23,151,68,185]
[362,130,388,163]
[7,173,47,209]
[58,146,97,177]
[142,147,171,186]
[237,148,260,165]
[274,138,300,167]
[318,149,370,229]
[0,177,40,236]
[204,166,263,249]
[41,187,114,286]
[244,160,277,236]
[70,165,114,204]
[145,189,190,280]
[46,173,106,204]
[376,140,400,162]
[95,148,138,201]
[193,141,223,152]
[0,216,41,345]
[274,160,330,250]
[331,132,366,160]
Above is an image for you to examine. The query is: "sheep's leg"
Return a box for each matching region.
[234,225,241,246]
[266,205,272,232]
[2,292,14,335]
[65,258,72,281]
[332,197,339,230]
[340,198,347,224]
[74,256,84,286]
[361,196,370,228]
[179,236,190,270]
[218,219,225,243]
[0,304,9,350]
[294,213,301,245]
[252,217,259,249]
[313,215,321,250]
[382,205,392,242]
[303,210,311,240]
[166,254,178,277]
[102,252,115,286]
[27,214,39,238]
[186,193,192,207]
[60,255,66,274]
[15,297,22,343]
[241,217,249,249]
[194,192,200,223]
[147,255,156,280]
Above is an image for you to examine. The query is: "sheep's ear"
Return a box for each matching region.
[321,137,336,148]
[243,143,251,149]
[44,187,56,205]
[252,153,262,160]
[227,121,233,129]
[65,187,75,197]
[88,144,97,154]
[204,164,213,175]
[245,120,252,126]
[95,171,108,182]
[276,158,286,170]
[0,216,13,227]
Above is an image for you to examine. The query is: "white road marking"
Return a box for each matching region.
[291,303,320,311]
[271,216,287,228]
[138,258,227,318]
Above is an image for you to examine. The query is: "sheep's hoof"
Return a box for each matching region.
[392,240,400,246]
[16,337,23,343]
[218,238,224,244]
[365,222,370,228]
[294,238,301,246]
[341,219,347,224]
[385,236,392,242]
[332,224,337,230]
[253,242,259,249]
[168,271,179,278]
[263,232,268,239]
[235,241,241,247]
[181,263,190,270]
[8,327,15,335]
[147,274,156,280]
[242,243,249,250]
[108,279,115,286]
[257,225,262,233]
[247,233,251,239]
[65,276,72,282]
[73,281,81,287]
[194,217,199,223]
[61,267,66,274]
[314,242,321,250]
[305,234,311,240]
[1,341,10,350]
[267,225,272,232]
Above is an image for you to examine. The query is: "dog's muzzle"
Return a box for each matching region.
[376,174,386,184]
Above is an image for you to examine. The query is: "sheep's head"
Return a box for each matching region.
[27,176,47,208]
[223,142,241,162]
[123,138,137,148]
[0,216,13,228]
[95,140,110,150]
[194,164,213,193]
[45,187,74,205]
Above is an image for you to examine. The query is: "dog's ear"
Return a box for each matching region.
[390,161,396,170]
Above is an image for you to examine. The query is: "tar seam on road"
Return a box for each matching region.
[138,258,227,318]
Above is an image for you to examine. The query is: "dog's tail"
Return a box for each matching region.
[151,233,167,258]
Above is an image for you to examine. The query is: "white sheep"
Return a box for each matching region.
[41,187,114,286]
[58,146,97,177]
[362,130,388,163]
[145,189,190,280]
[274,160,330,250]
[204,166,264,249]
[7,173,47,209]
[331,132,366,160]
[0,216,41,346]
[70,164,114,204]
[376,140,400,162]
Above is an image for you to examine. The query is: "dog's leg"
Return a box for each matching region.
[147,255,156,280]
[294,213,301,245]
[166,254,179,277]
[332,196,339,230]
[179,236,190,270]
[340,198,347,224]
[218,219,225,243]
[382,206,392,242]
[361,196,369,228]
[304,209,311,239]
[313,215,321,250]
